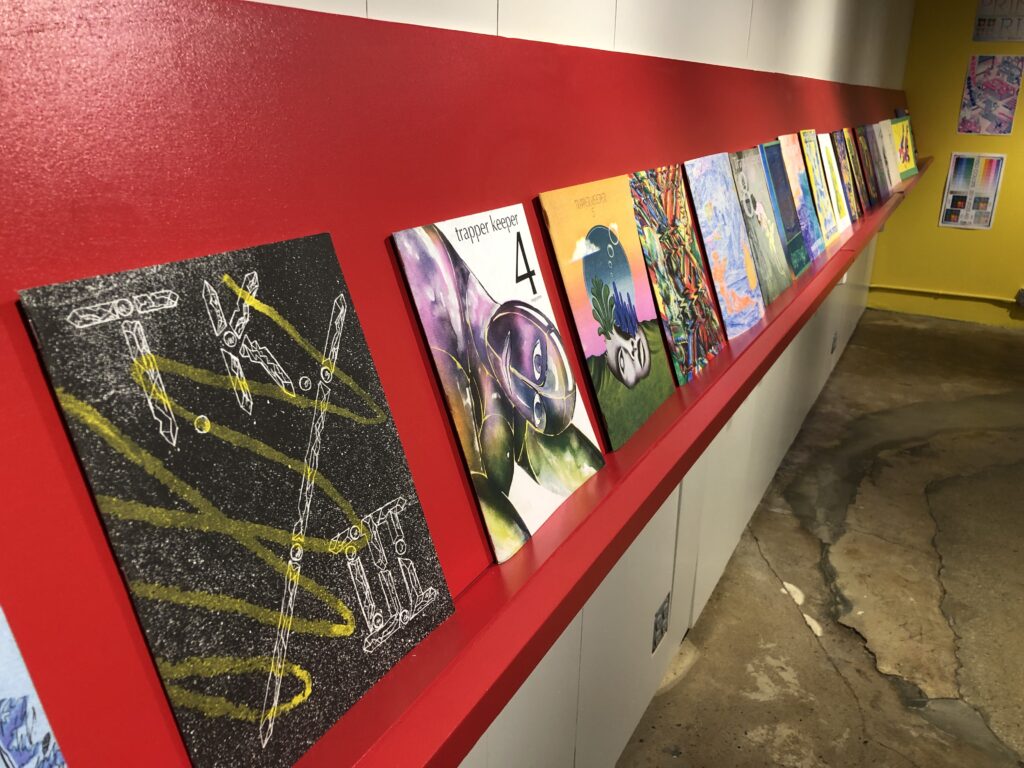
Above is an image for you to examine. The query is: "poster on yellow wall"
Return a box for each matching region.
[938,152,1006,229]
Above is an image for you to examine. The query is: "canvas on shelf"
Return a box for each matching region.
[683,153,766,340]
[19,234,454,768]
[865,124,894,200]
[0,607,66,768]
[728,149,794,304]
[842,127,872,214]
[759,141,812,277]
[629,165,726,385]
[393,205,604,563]
[890,116,919,180]
[540,176,677,451]
[876,120,903,190]
[817,132,853,233]
[854,126,883,207]
[831,129,862,221]
[777,134,827,262]
[797,130,841,248]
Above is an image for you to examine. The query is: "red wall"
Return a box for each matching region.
[0,1,904,764]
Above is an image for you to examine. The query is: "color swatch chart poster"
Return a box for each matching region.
[939,153,1006,229]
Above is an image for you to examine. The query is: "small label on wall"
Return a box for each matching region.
[652,593,671,653]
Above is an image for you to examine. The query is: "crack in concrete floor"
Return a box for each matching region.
[619,310,1024,768]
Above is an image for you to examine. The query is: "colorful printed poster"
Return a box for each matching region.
[890,116,919,180]
[959,55,1023,134]
[540,177,676,451]
[777,134,826,261]
[0,608,66,768]
[855,125,884,206]
[394,206,604,563]
[797,130,841,247]
[843,128,872,213]
[877,120,904,190]
[831,129,862,220]
[683,153,766,339]
[760,141,812,276]
[939,152,1006,229]
[818,133,853,232]
[729,149,794,304]
[975,1,1024,41]
[868,124,896,198]
[19,235,453,768]
[629,166,726,385]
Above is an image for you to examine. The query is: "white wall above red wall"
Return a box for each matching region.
[247,0,915,88]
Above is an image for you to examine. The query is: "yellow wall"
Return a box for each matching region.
[870,0,1024,327]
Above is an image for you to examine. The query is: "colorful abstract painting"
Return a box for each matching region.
[683,153,766,340]
[817,133,852,234]
[540,177,676,450]
[854,126,883,207]
[760,141,811,277]
[777,134,826,261]
[831,129,862,221]
[959,55,1023,134]
[394,205,604,563]
[939,152,1006,229]
[629,165,726,385]
[797,130,841,247]
[842,128,872,214]
[728,149,794,304]
[19,235,453,768]
[0,608,66,768]
[890,116,919,180]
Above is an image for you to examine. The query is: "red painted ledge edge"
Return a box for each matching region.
[298,159,931,768]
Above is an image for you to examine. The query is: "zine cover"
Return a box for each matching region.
[19,235,453,768]
[854,126,883,207]
[890,116,919,180]
[866,125,895,200]
[760,141,812,277]
[831,129,862,221]
[540,177,676,451]
[728,149,793,304]
[842,128,872,214]
[797,130,841,248]
[939,153,1006,229]
[777,134,826,261]
[877,120,904,190]
[393,205,604,563]
[0,608,66,768]
[629,165,726,385]
[683,153,766,339]
[818,133,853,233]
[959,55,1023,134]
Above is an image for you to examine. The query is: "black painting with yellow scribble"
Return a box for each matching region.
[20,234,453,768]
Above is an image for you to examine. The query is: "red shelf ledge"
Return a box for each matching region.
[298,158,931,768]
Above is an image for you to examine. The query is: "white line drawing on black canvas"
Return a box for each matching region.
[66,289,178,329]
[259,293,347,748]
[204,272,296,409]
[122,320,179,446]
[342,496,440,654]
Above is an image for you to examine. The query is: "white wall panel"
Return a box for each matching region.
[499,0,616,50]
[246,0,367,15]
[747,0,914,89]
[613,0,754,69]
[367,0,497,35]
[460,613,583,768]
[669,473,702,643]
[575,488,680,768]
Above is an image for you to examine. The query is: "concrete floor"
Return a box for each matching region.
[619,309,1024,768]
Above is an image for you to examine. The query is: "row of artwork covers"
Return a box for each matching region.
[393,114,918,565]
[14,116,915,768]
